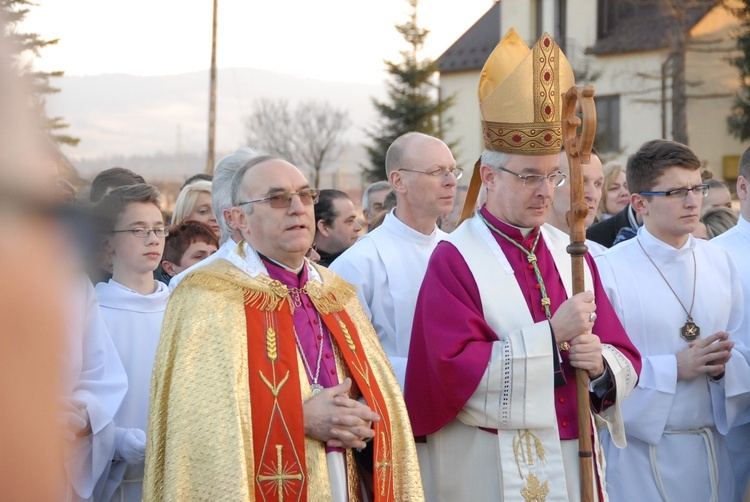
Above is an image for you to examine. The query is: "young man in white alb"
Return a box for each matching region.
[596,139,750,502]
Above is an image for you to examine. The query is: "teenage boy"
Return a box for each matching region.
[92,184,170,502]
[160,220,219,282]
[595,139,750,502]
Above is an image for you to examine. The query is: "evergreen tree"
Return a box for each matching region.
[363,0,453,181]
[1,0,79,146]
[729,0,750,141]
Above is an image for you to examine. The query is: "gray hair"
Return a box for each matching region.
[362,180,390,213]
[212,147,256,244]
[481,150,513,171]
[230,154,282,213]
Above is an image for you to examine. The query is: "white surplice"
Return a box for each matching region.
[63,277,128,501]
[94,279,169,502]
[168,238,235,292]
[422,216,635,502]
[596,226,750,502]
[330,209,446,389]
[713,215,750,498]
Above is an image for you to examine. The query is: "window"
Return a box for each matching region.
[594,95,620,153]
[556,0,567,52]
[597,0,616,39]
[535,0,566,50]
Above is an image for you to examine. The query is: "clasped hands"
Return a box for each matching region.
[550,291,604,379]
[677,331,733,381]
[303,378,380,450]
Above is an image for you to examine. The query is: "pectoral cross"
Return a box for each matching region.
[257,444,304,502]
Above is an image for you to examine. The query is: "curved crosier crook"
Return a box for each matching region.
[562,84,597,502]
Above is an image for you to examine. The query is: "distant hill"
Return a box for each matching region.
[47,68,385,183]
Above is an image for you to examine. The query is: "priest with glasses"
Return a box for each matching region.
[144,155,423,501]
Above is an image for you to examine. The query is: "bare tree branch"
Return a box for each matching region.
[245,99,351,187]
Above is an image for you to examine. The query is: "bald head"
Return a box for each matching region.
[384,132,457,234]
[385,132,448,176]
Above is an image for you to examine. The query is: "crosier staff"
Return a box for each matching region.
[562,85,597,502]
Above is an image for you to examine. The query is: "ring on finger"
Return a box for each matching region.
[589,312,597,323]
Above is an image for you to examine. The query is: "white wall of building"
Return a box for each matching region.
[441,2,749,181]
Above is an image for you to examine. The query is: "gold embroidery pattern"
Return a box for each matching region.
[257,362,305,500]
[481,121,562,155]
[257,444,304,502]
[513,429,547,477]
[241,270,355,315]
[265,312,278,362]
[336,315,357,352]
[521,472,550,502]
[533,34,559,125]
[375,430,393,497]
[351,359,371,387]
[259,370,289,397]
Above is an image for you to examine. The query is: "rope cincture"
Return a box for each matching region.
[479,213,552,320]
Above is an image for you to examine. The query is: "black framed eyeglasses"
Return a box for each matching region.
[112,227,169,238]
[638,184,709,199]
[496,165,566,188]
[237,188,320,209]
[398,167,464,181]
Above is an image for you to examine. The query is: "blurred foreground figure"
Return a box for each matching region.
[0,26,129,501]
[0,17,66,500]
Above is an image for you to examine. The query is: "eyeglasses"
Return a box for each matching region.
[237,188,320,209]
[112,227,169,238]
[638,184,709,199]
[398,167,464,181]
[496,165,567,188]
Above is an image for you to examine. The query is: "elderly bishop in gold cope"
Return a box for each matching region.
[144,155,423,501]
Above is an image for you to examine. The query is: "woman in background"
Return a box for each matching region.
[598,161,630,220]
[171,179,220,238]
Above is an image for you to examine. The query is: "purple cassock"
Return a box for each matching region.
[404,206,641,439]
[264,259,340,390]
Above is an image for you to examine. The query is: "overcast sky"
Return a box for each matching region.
[22,0,495,83]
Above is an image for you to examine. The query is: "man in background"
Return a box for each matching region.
[713,146,750,499]
[546,148,607,256]
[331,132,459,389]
[313,189,362,266]
[362,180,390,232]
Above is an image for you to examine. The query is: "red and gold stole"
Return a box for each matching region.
[321,309,396,501]
[243,282,396,501]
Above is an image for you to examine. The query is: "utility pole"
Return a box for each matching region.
[206,0,218,173]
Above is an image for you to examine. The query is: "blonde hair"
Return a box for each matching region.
[598,161,626,218]
[171,179,212,225]
[702,206,738,239]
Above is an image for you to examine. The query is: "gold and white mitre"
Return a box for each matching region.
[479,29,575,155]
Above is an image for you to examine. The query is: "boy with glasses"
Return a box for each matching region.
[91,184,170,501]
[595,139,750,502]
